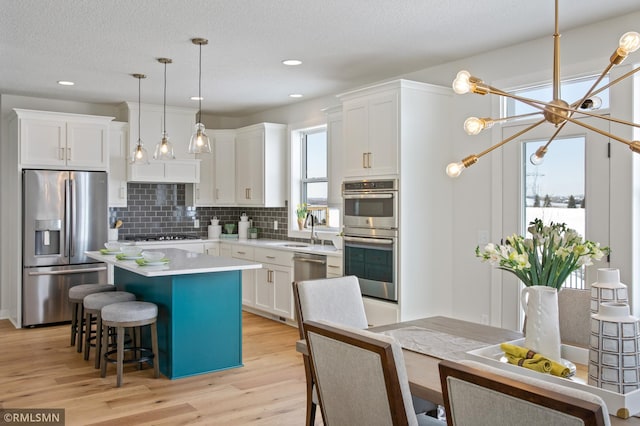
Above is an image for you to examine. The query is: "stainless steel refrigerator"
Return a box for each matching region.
[22,169,108,326]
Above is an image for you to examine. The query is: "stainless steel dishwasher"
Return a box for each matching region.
[293,252,327,282]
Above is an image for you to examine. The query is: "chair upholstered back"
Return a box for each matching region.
[293,275,368,338]
[304,320,419,426]
[558,288,592,347]
[439,359,609,426]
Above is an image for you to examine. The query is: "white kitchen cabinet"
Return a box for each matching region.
[340,87,399,178]
[186,129,236,206]
[326,255,343,278]
[128,159,200,183]
[219,242,232,258]
[213,130,236,205]
[338,79,455,323]
[120,102,200,183]
[235,123,286,207]
[15,109,112,170]
[204,242,219,256]
[254,248,294,319]
[363,297,399,326]
[108,122,128,207]
[230,246,257,308]
[325,106,344,206]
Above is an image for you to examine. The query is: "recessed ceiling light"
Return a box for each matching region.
[57,80,74,86]
[289,93,303,98]
[190,96,204,101]
[282,59,302,66]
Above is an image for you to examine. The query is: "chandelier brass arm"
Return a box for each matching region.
[445,119,546,178]
[447,0,640,178]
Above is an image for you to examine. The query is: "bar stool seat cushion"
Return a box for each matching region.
[102,302,158,323]
[84,291,136,310]
[69,284,115,302]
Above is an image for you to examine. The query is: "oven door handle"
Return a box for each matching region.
[343,193,393,199]
[343,236,394,245]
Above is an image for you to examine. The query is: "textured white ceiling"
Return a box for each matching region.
[1,0,639,116]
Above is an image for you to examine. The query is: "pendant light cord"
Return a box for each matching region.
[138,76,142,146]
[163,60,167,135]
[198,42,202,124]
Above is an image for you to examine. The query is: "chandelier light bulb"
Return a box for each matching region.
[189,122,212,154]
[619,32,640,54]
[529,152,544,166]
[132,142,149,164]
[445,161,465,178]
[452,70,472,94]
[463,117,485,135]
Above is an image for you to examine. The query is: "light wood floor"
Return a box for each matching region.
[0,312,317,425]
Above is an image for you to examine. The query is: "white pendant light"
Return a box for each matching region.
[154,57,175,160]
[188,38,212,154]
[130,73,149,165]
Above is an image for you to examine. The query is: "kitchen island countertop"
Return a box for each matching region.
[86,248,262,277]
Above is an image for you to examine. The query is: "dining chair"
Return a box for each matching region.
[293,276,369,426]
[304,320,444,426]
[439,359,609,426]
[558,287,592,347]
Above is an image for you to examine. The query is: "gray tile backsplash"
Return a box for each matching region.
[109,183,290,240]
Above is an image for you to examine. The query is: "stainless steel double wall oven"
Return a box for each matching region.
[342,179,398,302]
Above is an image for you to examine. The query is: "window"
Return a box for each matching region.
[504,75,610,119]
[301,128,329,226]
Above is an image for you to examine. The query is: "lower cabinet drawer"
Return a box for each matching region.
[254,247,292,267]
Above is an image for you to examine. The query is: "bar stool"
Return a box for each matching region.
[68,284,115,353]
[100,301,160,387]
[83,291,136,368]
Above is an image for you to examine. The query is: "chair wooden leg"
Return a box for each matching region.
[76,305,84,353]
[150,321,160,379]
[94,315,103,369]
[100,322,109,378]
[83,311,92,361]
[303,354,317,426]
[70,302,78,346]
[116,326,124,387]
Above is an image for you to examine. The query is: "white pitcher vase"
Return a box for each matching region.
[521,285,562,362]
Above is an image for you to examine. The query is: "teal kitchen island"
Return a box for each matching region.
[87,248,262,379]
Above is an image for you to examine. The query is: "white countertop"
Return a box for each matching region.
[118,237,343,257]
[86,248,262,277]
[210,238,343,257]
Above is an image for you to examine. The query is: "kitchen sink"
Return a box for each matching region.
[281,243,309,248]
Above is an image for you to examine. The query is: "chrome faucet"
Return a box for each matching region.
[306,212,319,245]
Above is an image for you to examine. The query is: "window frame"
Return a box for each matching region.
[288,122,340,241]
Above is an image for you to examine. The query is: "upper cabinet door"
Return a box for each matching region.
[66,120,109,169]
[339,86,399,178]
[108,122,128,207]
[16,109,113,171]
[213,130,236,205]
[236,126,264,206]
[20,117,67,168]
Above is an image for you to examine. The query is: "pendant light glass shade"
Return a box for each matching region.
[189,38,212,154]
[130,73,149,165]
[189,122,211,154]
[154,58,175,160]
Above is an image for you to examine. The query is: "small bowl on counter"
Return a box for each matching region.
[120,245,143,257]
[104,242,121,252]
[142,251,165,262]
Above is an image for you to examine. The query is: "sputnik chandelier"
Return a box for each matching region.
[446,0,640,178]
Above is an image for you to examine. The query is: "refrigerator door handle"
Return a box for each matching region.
[27,266,108,276]
[64,178,71,258]
[69,178,76,257]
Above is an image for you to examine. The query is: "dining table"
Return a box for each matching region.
[299,315,640,425]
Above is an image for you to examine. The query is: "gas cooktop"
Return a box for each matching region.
[124,234,200,242]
